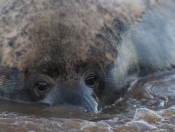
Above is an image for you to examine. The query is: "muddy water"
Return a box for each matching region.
[0,71,175,131]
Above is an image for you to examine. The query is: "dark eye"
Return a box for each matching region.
[85,76,97,87]
[35,81,50,95]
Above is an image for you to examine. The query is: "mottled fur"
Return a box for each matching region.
[0,0,160,72]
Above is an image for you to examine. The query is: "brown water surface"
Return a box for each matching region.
[0,71,175,131]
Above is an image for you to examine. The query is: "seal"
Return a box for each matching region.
[0,0,175,112]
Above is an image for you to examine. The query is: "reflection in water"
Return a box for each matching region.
[1,71,175,131]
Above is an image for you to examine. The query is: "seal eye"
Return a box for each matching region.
[85,76,97,87]
[35,81,50,95]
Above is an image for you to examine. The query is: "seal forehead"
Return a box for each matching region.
[14,4,118,75]
[28,14,117,73]
[1,0,157,72]
[1,0,155,74]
